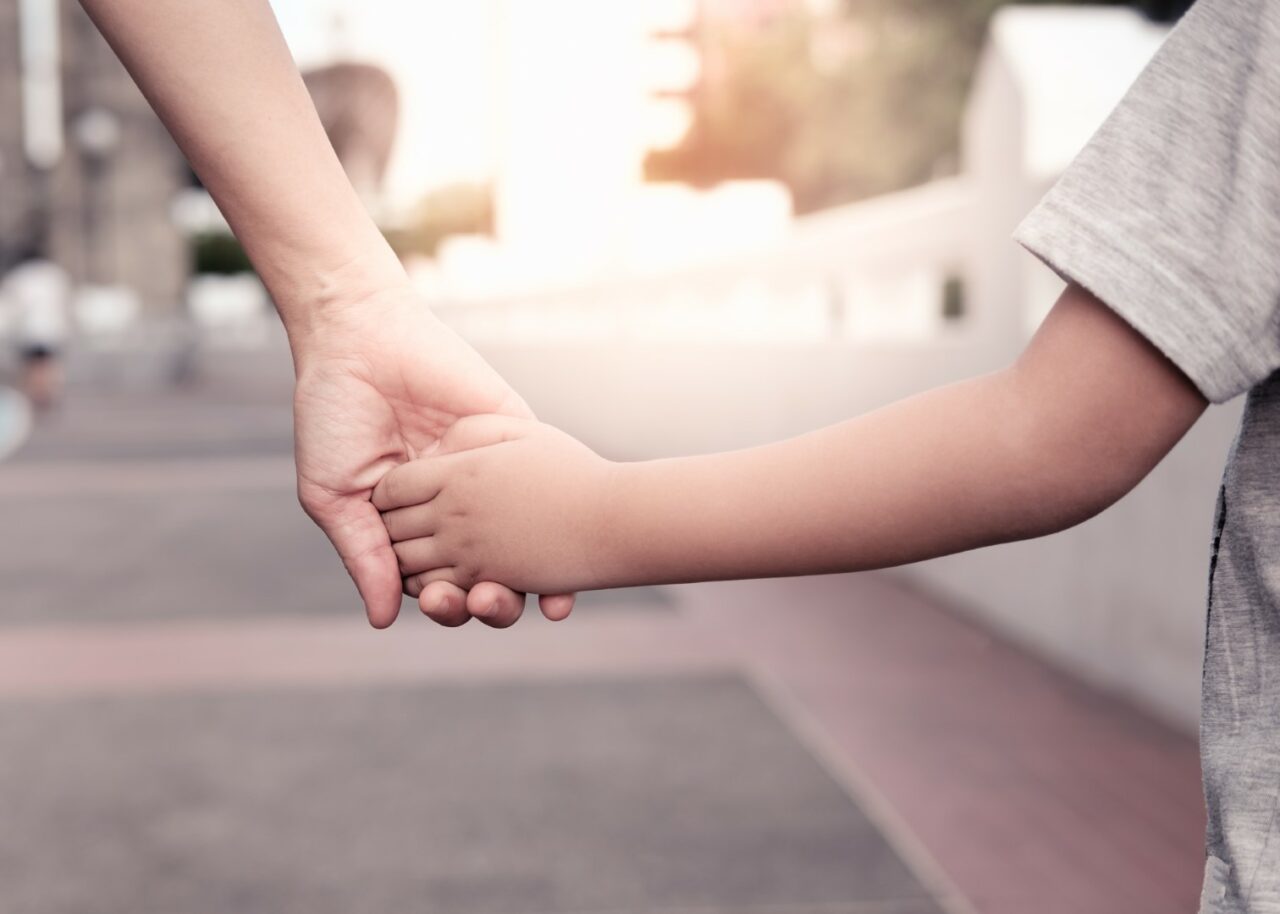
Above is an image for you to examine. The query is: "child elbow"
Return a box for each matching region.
[1023,436,1149,538]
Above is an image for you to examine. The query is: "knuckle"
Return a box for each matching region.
[297,490,321,521]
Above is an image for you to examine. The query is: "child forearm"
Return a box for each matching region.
[600,375,1075,586]
[376,285,1207,597]
[593,287,1206,588]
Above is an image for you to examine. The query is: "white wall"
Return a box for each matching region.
[910,403,1237,731]
[476,337,993,461]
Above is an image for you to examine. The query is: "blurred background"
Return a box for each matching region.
[0,1,1225,912]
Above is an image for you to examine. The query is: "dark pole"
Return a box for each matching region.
[1136,0,1197,23]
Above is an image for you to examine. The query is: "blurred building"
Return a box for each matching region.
[415,0,792,296]
[0,0,26,264]
[52,1,188,316]
[302,62,398,209]
[0,0,187,317]
[1,0,397,325]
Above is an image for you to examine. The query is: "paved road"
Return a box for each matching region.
[0,380,946,914]
[0,376,1208,914]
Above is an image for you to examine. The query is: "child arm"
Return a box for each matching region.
[374,283,1207,598]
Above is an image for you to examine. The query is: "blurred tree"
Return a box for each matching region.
[383,183,494,259]
[193,231,253,275]
[192,184,495,274]
[647,0,1192,214]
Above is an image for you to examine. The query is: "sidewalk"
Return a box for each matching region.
[681,575,1206,914]
[0,383,1205,913]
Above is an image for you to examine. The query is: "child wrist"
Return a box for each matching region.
[589,459,635,587]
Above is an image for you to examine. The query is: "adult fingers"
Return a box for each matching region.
[466,581,527,629]
[435,414,532,456]
[303,489,403,629]
[493,388,536,422]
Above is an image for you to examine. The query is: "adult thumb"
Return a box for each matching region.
[433,414,532,457]
[306,490,404,629]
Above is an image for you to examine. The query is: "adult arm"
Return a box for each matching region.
[78,0,573,627]
[377,283,1208,593]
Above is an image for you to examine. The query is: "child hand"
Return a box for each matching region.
[372,415,618,610]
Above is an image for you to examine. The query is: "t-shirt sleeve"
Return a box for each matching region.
[1013,0,1280,403]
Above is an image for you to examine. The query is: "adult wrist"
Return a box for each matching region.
[276,245,408,325]
[275,248,413,366]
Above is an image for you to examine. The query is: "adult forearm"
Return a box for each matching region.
[78,0,405,334]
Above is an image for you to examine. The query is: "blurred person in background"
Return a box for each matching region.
[1,243,71,412]
[375,0,1279,909]
[0,384,32,461]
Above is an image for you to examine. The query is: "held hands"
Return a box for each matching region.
[291,285,575,628]
[373,415,617,608]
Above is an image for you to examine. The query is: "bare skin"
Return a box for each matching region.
[79,0,573,627]
[374,283,1208,595]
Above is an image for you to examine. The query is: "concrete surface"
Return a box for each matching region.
[0,376,1205,914]
[0,677,940,914]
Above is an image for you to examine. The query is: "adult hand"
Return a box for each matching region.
[291,284,576,629]
[76,0,567,627]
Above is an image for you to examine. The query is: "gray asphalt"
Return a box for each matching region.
[0,677,940,914]
[0,378,939,914]
[0,383,671,625]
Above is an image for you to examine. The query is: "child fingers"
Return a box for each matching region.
[392,535,446,576]
[418,580,473,627]
[538,593,576,622]
[381,502,439,543]
[466,581,527,629]
[402,572,427,599]
[372,461,445,512]
[402,565,461,597]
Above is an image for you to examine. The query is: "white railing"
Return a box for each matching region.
[432,178,982,347]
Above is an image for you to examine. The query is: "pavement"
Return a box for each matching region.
[0,387,31,462]
[0,376,1206,914]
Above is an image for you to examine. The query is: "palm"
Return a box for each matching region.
[292,291,533,627]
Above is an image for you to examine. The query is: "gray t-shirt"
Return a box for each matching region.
[1013,0,1280,911]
